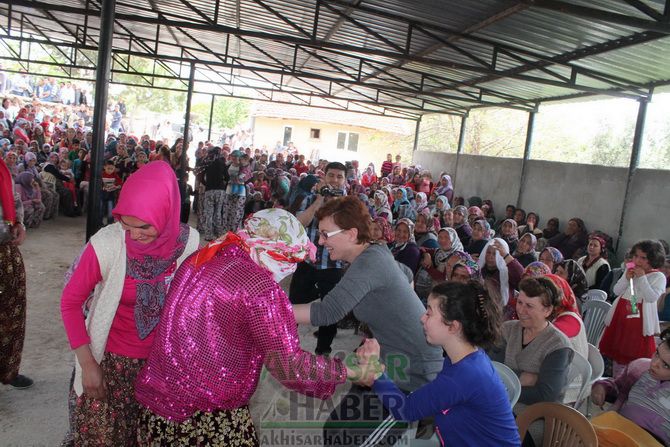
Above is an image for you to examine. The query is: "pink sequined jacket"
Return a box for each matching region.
[135,243,347,421]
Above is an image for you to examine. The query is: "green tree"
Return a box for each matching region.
[589,120,634,167]
[190,97,249,130]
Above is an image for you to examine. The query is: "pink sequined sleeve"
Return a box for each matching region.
[245,281,347,399]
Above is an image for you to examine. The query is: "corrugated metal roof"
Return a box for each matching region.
[2,0,669,117]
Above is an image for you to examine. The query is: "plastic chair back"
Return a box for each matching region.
[587,343,604,383]
[492,361,521,407]
[516,402,597,446]
[562,351,592,409]
[582,300,612,345]
[585,289,607,302]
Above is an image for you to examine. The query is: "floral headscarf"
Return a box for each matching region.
[434,174,453,196]
[415,192,428,212]
[468,206,484,219]
[394,218,415,243]
[522,261,552,279]
[449,251,481,280]
[447,250,481,280]
[541,247,564,270]
[15,171,35,199]
[238,208,315,282]
[372,216,394,244]
[474,219,492,240]
[434,227,464,267]
[501,218,519,242]
[194,208,315,283]
[515,233,537,255]
[453,205,468,228]
[434,195,450,211]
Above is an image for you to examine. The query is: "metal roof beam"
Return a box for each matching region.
[319,1,405,53]
[249,0,312,39]
[523,0,670,33]
[621,0,664,21]
[5,0,655,97]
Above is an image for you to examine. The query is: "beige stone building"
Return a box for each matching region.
[250,101,414,168]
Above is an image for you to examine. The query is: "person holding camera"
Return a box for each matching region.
[289,161,348,356]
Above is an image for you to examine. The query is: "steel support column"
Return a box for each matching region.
[616,95,650,252]
[182,62,195,167]
[86,0,115,241]
[207,94,215,141]
[412,116,422,152]
[452,113,468,192]
[516,109,536,208]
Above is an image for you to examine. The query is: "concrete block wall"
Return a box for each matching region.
[413,150,670,256]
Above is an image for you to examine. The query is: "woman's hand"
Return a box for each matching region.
[81,361,106,400]
[591,383,606,408]
[421,253,432,269]
[356,338,381,365]
[492,240,507,256]
[519,371,538,387]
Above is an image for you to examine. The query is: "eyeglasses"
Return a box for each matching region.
[319,228,345,240]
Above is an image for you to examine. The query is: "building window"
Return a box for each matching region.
[283,126,293,146]
[310,128,321,139]
[347,132,359,151]
[336,131,359,151]
[336,132,347,149]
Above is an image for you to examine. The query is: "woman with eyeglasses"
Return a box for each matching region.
[490,277,572,406]
[293,196,444,446]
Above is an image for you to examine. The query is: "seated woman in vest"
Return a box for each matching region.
[577,234,611,290]
[492,277,573,406]
[590,328,670,447]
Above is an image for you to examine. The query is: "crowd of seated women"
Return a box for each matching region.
[5,107,670,444]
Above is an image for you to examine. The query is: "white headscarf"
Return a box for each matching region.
[477,238,511,305]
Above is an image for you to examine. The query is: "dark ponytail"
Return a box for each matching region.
[430,281,502,349]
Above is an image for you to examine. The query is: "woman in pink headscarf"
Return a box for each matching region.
[60,161,200,446]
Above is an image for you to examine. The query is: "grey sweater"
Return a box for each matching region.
[310,243,443,391]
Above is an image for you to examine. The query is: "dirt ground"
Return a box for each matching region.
[0,215,357,447]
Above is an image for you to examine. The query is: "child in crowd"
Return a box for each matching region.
[101,160,122,225]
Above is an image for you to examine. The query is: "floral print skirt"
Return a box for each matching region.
[137,406,259,447]
[67,352,146,446]
[0,243,27,384]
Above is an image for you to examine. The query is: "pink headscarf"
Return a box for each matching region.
[112,161,182,260]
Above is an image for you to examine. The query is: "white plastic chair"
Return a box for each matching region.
[582,300,612,346]
[583,343,605,416]
[562,351,592,410]
[493,361,522,407]
[585,289,607,302]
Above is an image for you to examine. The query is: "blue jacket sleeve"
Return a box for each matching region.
[372,370,466,421]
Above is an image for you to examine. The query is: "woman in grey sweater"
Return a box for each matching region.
[293,196,443,446]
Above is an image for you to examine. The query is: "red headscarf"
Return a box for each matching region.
[546,273,580,316]
[112,161,182,260]
[0,158,16,225]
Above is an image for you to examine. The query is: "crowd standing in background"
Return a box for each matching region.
[1,87,669,446]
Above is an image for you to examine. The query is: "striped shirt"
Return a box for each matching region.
[620,371,670,444]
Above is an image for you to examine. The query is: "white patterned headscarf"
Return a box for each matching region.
[238,208,316,282]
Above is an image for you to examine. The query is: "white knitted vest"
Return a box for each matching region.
[73,222,199,395]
